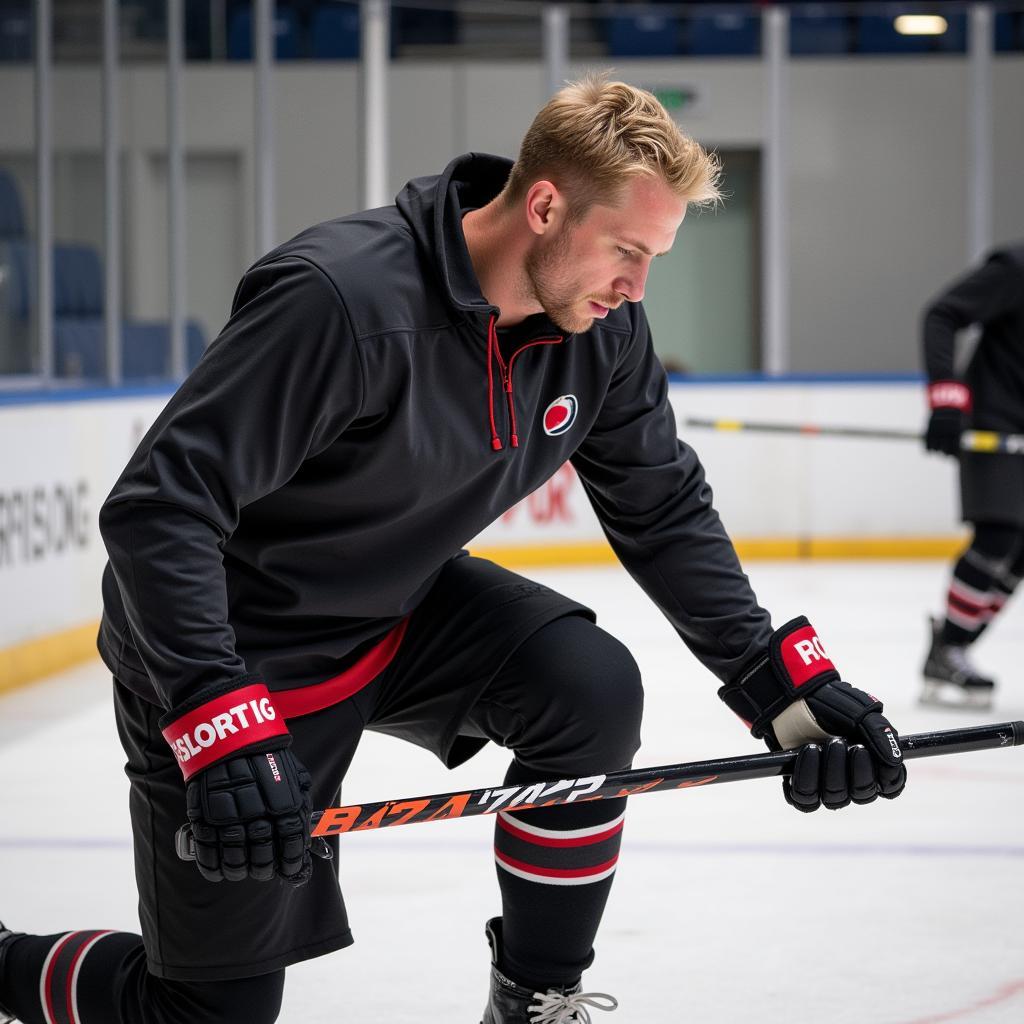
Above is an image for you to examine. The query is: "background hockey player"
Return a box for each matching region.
[921,243,1024,709]
[0,77,906,1024]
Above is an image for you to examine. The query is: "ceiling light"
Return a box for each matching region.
[894,14,948,35]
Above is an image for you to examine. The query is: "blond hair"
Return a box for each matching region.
[501,74,721,218]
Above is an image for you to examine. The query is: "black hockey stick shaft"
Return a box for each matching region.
[174,722,1024,859]
[683,417,1024,454]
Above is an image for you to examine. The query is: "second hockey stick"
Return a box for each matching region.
[683,416,1024,454]
[175,721,1023,859]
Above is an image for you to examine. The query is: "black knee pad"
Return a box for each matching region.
[490,614,644,774]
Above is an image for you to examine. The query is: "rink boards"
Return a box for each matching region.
[0,379,965,686]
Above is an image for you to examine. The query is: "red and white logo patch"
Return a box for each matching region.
[928,380,972,412]
[543,395,578,437]
[779,625,836,687]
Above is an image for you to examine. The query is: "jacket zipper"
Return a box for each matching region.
[494,336,564,449]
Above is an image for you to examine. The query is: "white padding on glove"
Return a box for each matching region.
[771,699,831,750]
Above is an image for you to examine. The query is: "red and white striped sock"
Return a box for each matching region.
[0,930,140,1024]
[944,574,994,639]
[493,796,627,991]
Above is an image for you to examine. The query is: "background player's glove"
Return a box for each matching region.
[161,677,314,884]
[718,617,907,812]
[925,380,971,456]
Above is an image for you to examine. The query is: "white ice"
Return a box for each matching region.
[2,560,1023,1023]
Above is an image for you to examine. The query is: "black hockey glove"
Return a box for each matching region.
[718,617,907,813]
[161,677,314,884]
[925,380,971,456]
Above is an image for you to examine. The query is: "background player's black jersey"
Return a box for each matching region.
[924,244,1024,431]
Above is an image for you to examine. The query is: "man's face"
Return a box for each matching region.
[523,174,687,334]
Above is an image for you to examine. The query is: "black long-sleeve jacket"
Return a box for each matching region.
[923,244,1024,430]
[98,153,773,710]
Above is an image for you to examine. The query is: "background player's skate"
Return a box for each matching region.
[921,615,996,709]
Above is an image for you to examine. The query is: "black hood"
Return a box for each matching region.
[396,152,512,316]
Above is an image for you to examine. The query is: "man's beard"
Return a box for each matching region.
[522,229,595,334]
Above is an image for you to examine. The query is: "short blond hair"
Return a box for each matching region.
[502,74,721,218]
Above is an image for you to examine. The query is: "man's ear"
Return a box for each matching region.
[524,180,567,237]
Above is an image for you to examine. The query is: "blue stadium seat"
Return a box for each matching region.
[606,14,681,57]
[0,235,207,380]
[311,2,360,59]
[935,13,967,53]
[995,13,1022,53]
[790,11,849,55]
[0,239,31,372]
[392,7,457,49]
[121,323,169,378]
[0,1,31,62]
[687,7,760,56]
[54,245,104,318]
[54,319,105,379]
[2,242,108,323]
[0,168,26,239]
[0,240,31,318]
[227,6,303,60]
[121,321,206,379]
[53,244,105,378]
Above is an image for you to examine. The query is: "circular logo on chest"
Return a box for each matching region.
[543,395,578,437]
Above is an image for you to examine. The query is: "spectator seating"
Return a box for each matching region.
[0,0,31,62]
[309,3,459,61]
[122,320,207,379]
[687,7,760,56]
[391,6,458,50]
[605,12,681,57]
[0,170,207,381]
[310,2,360,59]
[856,9,938,54]
[227,4,303,60]
[996,13,1023,52]
[790,10,850,55]
[0,168,25,239]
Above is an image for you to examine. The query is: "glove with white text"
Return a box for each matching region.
[718,617,907,812]
[161,677,314,884]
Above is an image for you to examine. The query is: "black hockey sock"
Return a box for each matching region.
[0,931,284,1024]
[0,930,143,1024]
[941,525,1022,645]
[980,540,1024,638]
[493,772,626,993]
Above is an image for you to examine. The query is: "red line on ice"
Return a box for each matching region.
[899,979,1024,1024]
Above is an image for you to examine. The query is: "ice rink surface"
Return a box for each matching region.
[2,559,1023,1023]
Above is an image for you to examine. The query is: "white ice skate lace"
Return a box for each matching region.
[944,644,982,679]
[527,990,618,1023]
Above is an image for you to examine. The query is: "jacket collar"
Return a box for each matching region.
[396,153,511,321]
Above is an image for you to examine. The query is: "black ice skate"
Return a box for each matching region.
[0,922,19,1024]
[480,918,617,1024]
[921,616,995,709]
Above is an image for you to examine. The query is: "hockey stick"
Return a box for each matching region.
[176,721,1023,860]
[683,417,1024,454]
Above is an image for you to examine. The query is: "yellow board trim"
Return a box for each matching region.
[0,621,100,696]
[470,535,967,568]
[1,533,969,697]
